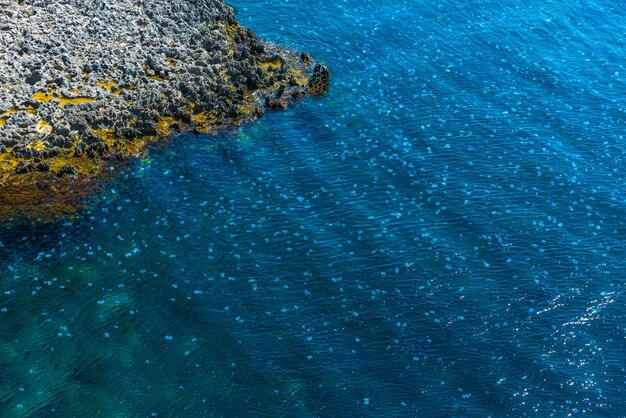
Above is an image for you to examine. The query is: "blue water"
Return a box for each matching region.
[1,0,625,415]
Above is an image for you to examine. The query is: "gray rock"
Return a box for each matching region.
[0,0,329,221]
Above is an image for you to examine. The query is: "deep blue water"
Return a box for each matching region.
[1,0,625,416]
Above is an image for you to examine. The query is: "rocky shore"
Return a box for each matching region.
[0,0,329,222]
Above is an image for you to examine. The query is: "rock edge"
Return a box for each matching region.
[0,0,329,222]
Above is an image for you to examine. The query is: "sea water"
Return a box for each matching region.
[0,0,624,415]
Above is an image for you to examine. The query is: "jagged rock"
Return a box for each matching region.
[0,0,330,221]
[308,64,331,95]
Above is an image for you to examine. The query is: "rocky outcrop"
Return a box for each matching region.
[0,0,329,222]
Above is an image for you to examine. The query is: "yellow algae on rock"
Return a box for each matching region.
[26,140,46,151]
[156,117,177,136]
[98,81,116,89]
[92,129,116,144]
[32,90,96,107]
[0,107,18,116]
[98,81,117,90]
[25,105,38,116]
[60,97,95,106]
[111,85,135,95]
[36,121,52,136]
[142,65,166,82]
[32,90,55,103]
[260,59,284,71]
[147,75,165,82]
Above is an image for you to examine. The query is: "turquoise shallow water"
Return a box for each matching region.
[1,0,625,416]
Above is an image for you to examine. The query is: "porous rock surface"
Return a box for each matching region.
[0,0,329,221]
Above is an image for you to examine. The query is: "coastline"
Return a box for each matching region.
[0,1,329,222]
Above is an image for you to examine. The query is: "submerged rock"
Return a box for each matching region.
[0,0,329,222]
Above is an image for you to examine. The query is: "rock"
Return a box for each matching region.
[25,70,43,85]
[56,165,76,177]
[36,162,50,172]
[14,160,34,175]
[308,64,331,96]
[265,97,288,110]
[0,0,329,221]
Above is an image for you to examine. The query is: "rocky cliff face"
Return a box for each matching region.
[0,0,329,221]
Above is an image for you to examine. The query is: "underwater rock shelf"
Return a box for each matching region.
[0,0,329,221]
